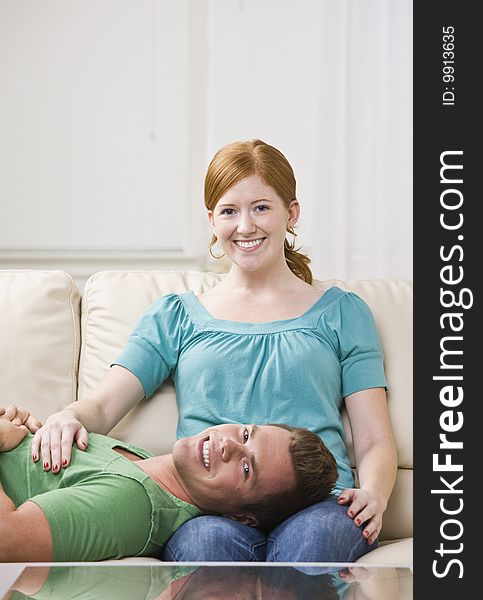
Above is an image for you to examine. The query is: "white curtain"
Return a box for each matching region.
[207,0,413,281]
[310,0,412,280]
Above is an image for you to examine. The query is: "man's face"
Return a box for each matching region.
[173,424,296,521]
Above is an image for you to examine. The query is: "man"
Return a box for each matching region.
[0,413,337,562]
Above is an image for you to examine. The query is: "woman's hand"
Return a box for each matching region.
[0,419,29,452]
[31,410,89,472]
[0,404,42,432]
[338,487,385,545]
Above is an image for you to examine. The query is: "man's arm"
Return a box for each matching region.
[0,419,29,452]
[0,482,53,561]
[0,405,42,433]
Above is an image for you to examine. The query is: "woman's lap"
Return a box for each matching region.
[162,496,377,562]
[162,515,267,561]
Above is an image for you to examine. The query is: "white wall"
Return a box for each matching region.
[0,0,412,287]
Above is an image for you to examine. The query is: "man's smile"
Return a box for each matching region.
[202,438,211,471]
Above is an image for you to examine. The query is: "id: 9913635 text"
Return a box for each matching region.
[442,26,455,107]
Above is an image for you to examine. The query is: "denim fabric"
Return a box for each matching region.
[163,515,267,561]
[162,496,378,562]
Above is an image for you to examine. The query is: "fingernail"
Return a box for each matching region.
[33,454,38,462]
[355,518,361,525]
[43,462,49,469]
[348,511,354,517]
[52,465,58,472]
[62,459,68,467]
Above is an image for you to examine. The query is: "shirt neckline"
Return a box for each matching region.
[182,286,341,334]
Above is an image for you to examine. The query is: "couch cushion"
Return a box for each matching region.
[357,538,413,567]
[0,270,81,422]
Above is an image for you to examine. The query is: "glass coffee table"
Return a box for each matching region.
[0,562,412,599]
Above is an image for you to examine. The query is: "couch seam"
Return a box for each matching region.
[67,272,81,404]
[77,274,95,403]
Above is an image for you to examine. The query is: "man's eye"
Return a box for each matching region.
[243,462,250,478]
[243,428,249,443]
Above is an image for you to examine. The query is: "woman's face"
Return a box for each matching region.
[208,174,299,273]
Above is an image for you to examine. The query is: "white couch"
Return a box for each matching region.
[0,269,413,566]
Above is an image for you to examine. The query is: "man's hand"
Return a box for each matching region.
[0,404,43,432]
[337,488,385,545]
[0,419,29,452]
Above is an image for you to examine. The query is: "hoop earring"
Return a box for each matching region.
[209,234,225,259]
[286,224,297,249]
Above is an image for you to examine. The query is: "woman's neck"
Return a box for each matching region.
[222,260,304,293]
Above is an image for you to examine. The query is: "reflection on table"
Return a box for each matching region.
[3,563,412,600]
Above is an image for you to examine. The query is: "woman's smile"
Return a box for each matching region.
[233,237,266,251]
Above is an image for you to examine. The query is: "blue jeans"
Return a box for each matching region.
[163,496,378,562]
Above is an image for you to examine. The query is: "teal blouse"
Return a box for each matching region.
[114,287,388,492]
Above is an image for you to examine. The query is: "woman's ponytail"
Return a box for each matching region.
[284,227,313,284]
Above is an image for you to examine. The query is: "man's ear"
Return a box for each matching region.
[223,513,260,527]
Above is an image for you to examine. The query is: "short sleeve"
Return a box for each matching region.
[112,293,191,398]
[29,474,152,561]
[324,292,388,398]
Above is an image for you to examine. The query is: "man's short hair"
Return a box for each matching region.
[238,424,338,531]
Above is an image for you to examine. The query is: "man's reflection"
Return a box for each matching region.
[172,565,340,599]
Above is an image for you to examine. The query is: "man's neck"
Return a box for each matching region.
[137,454,196,506]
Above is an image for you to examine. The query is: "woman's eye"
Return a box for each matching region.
[254,204,269,213]
[243,428,249,443]
[243,462,250,478]
[219,208,235,216]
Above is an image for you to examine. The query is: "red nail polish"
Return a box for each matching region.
[62,459,68,467]
[33,454,37,461]
[44,462,49,469]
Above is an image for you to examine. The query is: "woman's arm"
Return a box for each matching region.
[339,387,398,545]
[31,365,144,471]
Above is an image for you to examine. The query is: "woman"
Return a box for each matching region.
[0,415,337,561]
[10,139,397,562]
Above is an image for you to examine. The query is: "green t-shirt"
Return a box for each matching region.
[0,433,200,561]
[8,565,197,600]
